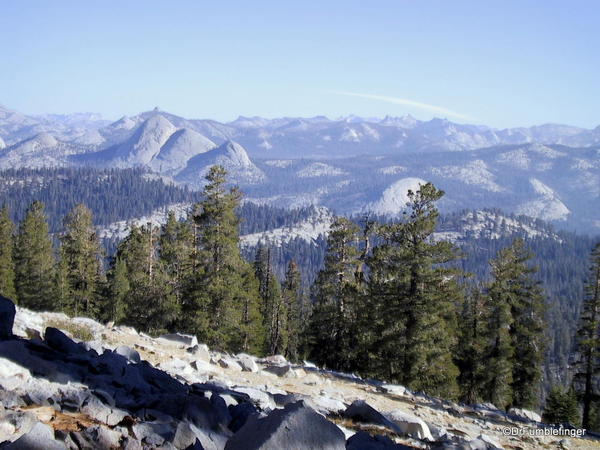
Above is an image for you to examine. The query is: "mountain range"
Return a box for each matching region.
[0,103,598,233]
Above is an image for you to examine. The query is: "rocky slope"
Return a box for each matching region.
[0,296,596,449]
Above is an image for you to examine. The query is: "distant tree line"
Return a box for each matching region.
[0,167,201,231]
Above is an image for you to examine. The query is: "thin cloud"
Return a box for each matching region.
[330,91,474,121]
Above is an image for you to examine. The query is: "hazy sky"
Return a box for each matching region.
[1,0,598,128]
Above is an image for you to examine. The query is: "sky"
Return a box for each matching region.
[0,0,598,128]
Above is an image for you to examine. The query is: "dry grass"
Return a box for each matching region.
[45,318,94,342]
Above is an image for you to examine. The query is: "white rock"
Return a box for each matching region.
[508,407,541,423]
[157,358,187,374]
[262,354,286,365]
[190,359,213,372]
[234,386,276,411]
[0,358,31,390]
[477,433,504,449]
[379,383,407,397]
[311,396,346,415]
[237,354,259,372]
[386,409,434,441]
[187,343,210,361]
[218,356,242,371]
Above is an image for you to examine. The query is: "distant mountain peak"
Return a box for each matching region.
[29,132,59,148]
[176,139,264,187]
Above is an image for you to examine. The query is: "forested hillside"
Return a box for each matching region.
[0,167,201,231]
[0,165,598,421]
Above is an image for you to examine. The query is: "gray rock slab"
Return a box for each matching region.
[225,400,345,450]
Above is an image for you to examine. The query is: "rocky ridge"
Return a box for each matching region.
[0,295,596,449]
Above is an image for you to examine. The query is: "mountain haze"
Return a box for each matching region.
[0,104,598,232]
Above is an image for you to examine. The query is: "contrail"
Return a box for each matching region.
[330,90,474,121]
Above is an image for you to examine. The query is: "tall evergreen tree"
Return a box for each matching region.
[184,166,264,351]
[14,201,56,310]
[367,183,461,398]
[573,242,600,428]
[309,217,362,371]
[0,205,16,299]
[483,246,515,408]
[58,204,104,317]
[255,245,287,355]
[483,238,545,409]
[543,386,580,426]
[114,224,179,334]
[159,211,194,318]
[282,260,303,361]
[509,239,546,408]
[456,285,488,404]
[104,255,129,324]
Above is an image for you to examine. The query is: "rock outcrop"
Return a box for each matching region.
[0,298,595,449]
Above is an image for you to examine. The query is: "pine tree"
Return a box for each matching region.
[114,224,179,334]
[0,205,16,299]
[543,386,580,425]
[483,238,545,410]
[58,204,104,317]
[184,166,264,351]
[282,260,303,361]
[509,239,546,409]
[309,217,362,372]
[159,211,194,320]
[456,285,488,404]
[367,183,461,398]
[484,245,517,409]
[14,201,56,310]
[239,263,266,355]
[104,256,129,324]
[255,245,287,355]
[573,242,600,429]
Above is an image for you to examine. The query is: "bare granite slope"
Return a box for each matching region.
[0,296,597,449]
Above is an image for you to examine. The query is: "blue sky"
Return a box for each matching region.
[1,0,598,128]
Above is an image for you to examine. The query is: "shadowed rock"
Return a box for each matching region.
[225,400,345,450]
[0,296,16,340]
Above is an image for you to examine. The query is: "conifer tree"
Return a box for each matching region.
[104,255,129,324]
[255,245,287,355]
[184,166,264,351]
[543,386,580,425]
[14,201,56,310]
[509,239,545,409]
[282,260,303,361]
[239,263,266,355]
[309,217,362,371]
[59,204,104,317]
[0,205,16,299]
[456,286,488,404]
[483,246,515,409]
[159,211,194,316]
[367,183,461,398]
[483,238,545,409]
[573,242,600,429]
[114,224,178,334]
